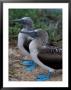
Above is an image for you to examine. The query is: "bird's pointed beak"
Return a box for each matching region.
[11,19,22,22]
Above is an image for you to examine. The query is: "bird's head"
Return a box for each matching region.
[12,17,33,27]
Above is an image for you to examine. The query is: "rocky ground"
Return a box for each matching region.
[9,41,62,81]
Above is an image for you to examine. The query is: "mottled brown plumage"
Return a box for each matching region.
[38,46,62,69]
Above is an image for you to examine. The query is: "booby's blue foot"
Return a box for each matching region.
[24,64,36,72]
[20,60,37,72]
[36,71,52,81]
[20,60,35,66]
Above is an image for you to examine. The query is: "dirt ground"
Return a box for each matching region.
[9,41,62,81]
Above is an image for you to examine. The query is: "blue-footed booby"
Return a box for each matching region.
[13,17,62,74]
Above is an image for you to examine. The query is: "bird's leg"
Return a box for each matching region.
[24,55,32,60]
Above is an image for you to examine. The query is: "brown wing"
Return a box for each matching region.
[38,46,62,69]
